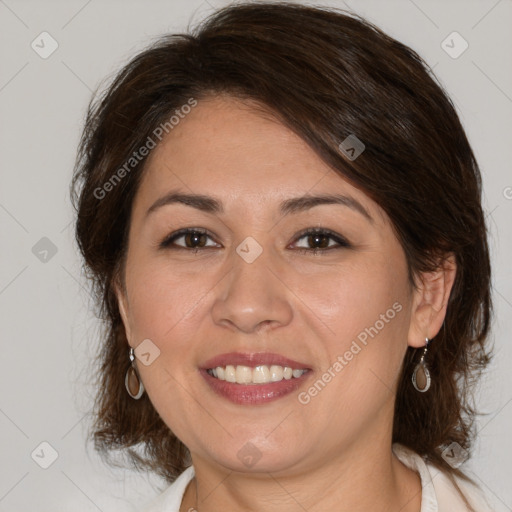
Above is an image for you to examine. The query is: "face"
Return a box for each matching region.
[115,95,429,475]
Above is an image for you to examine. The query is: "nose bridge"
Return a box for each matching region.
[211,233,293,333]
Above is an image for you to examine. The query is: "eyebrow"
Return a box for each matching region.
[145,190,373,223]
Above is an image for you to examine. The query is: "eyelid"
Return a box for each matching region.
[290,227,351,251]
[292,226,348,242]
[159,227,218,249]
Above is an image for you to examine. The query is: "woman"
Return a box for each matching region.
[71,2,494,511]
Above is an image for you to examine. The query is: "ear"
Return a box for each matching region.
[113,274,133,345]
[407,253,457,348]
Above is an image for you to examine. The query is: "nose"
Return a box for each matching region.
[210,244,293,334]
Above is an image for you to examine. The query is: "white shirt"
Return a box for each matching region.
[140,443,494,511]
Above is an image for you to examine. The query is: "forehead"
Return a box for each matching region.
[133,95,387,225]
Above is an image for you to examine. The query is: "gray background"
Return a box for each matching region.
[1,0,511,510]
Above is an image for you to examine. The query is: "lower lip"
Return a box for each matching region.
[199,369,312,405]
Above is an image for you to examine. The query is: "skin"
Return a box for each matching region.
[115,95,456,512]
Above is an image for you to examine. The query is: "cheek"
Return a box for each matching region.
[297,259,407,344]
[300,259,410,402]
[125,258,214,345]
[123,261,213,427]
[125,246,410,361]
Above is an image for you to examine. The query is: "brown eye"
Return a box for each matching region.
[182,231,208,248]
[305,233,330,249]
[292,228,351,254]
[159,228,219,250]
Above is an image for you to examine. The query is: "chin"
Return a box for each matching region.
[207,437,307,474]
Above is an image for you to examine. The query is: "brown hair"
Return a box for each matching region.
[70,2,493,507]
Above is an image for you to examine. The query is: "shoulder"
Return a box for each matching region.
[427,462,494,512]
[392,443,494,512]
[140,466,195,512]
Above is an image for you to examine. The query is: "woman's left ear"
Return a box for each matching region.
[407,253,457,348]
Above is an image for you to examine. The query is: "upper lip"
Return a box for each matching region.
[200,352,311,370]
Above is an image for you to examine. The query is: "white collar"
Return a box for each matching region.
[141,442,492,511]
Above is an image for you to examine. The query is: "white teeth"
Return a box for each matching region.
[225,364,236,383]
[253,365,270,383]
[236,365,252,384]
[269,365,283,381]
[207,364,307,384]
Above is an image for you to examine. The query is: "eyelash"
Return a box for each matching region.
[159,227,351,255]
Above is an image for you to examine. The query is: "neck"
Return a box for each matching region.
[180,439,422,512]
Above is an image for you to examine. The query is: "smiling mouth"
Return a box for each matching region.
[200,366,312,405]
[206,364,310,385]
[199,351,313,404]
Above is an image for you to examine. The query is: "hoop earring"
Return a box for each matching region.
[125,347,145,399]
[412,337,432,392]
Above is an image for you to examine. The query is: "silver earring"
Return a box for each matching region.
[125,347,145,399]
[412,337,432,392]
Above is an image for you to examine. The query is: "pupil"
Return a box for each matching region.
[187,232,205,248]
[309,234,328,249]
